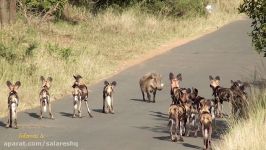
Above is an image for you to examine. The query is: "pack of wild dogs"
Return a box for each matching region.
[5,72,248,149]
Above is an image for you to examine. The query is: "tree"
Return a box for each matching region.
[239,0,266,57]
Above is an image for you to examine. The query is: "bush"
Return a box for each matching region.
[25,0,67,18]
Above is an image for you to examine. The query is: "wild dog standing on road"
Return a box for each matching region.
[199,99,213,150]
[139,73,164,103]
[209,75,233,117]
[189,87,205,110]
[102,81,117,114]
[39,76,54,119]
[73,75,93,118]
[168,104,186,142]
[6,81,21,128]
[169,73,182,104]
[185,102,200,137]
[230,80,249,118]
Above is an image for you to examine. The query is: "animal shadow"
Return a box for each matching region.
[59,112,73,118]
[26,112,40,119]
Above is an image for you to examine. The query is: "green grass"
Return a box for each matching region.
[0,1,243,117]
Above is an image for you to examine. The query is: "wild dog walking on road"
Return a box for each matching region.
[39,76,54,119]
[6,81,21,128]
[199,99,213,150]
[139,73,164,103]
[169,73,182,104]
[168,104,186,142]
[209,75,232,117]
[102,81,117,114]
[72,75,93,118]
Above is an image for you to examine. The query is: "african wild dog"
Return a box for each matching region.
[168,104,186,142]
[39,76,54,119]
[199,99,213,150]
[72,75,93,118]
[139,73,164,103]
[185,102,201,137]
[102,81,117,114]
[169,73,182,104]
[230,80,249,118]
[6,81,21,128]
[209,75,232,117]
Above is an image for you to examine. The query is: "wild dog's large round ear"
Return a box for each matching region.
[176,73,182,81]
[6,81,12,90]
[215,76,220,81]
[104,81,109,85]
[14,81,21,90]
[186,88,191,93]
[47,77,53,82]
[169,72,174,80]
[73,75,77,80]
[231,80,235,84]
[40,76,45,82]
[111,81,117,86]
[209,75,213,80]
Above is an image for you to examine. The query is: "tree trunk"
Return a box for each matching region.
[9,0,16,23]
[0,0,9,26]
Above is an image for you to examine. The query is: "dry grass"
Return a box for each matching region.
[0,1,243,117]
[214,89,266,150]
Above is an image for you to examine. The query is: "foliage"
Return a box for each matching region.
[239,0,266,57]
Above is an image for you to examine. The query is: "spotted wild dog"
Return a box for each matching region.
[72,75,93,118]
[102,81,117,114]
[185,102,201,137]
[168,104,186,142]
[209,75,233,117]
[199,99,213,150]
[6,81,21,128]
[189,87,205,110]
[39,76,54,119]
[139,73,164,103]
[169,73,182,104]
[230,80,249,118]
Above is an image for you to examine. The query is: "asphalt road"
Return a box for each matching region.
[0,19,265,150]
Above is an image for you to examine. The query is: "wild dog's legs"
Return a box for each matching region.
[85,101,93,118]
[39,100,43,119]
[78,100,82,118]
[169,119,176,142]
[152,90,156,103]
[208,126,212,150]
[6,107,10,128]
[73,100,77,118]
[14,110,17,129]
[179,121,184,141]
[111,97,114,114]
[202,125,207,149]
[102,94,106,113]
[48,98,54,119]
[194,123,200,137]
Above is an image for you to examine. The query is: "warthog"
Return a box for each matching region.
[139,73,164,103]
[102,81,117,114]
[39,76,54,119]
[6,81,21,129]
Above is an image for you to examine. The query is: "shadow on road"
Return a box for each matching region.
[212,119,229,139]
[149,111,168,121]
[153,135,170,141]
[93,109,103,113]
[0,121,6,127]
[25,112,40,119]
[59,112,73,118]
[129,98,144,102]
[182,143,201,149]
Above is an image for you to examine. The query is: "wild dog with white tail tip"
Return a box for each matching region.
[39,76,54,119]
[6,81,21,128]
[102,81,117,113]
[72,75,93,118]
[199,100,213,150]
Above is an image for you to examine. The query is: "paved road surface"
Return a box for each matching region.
[0,19,265,150]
